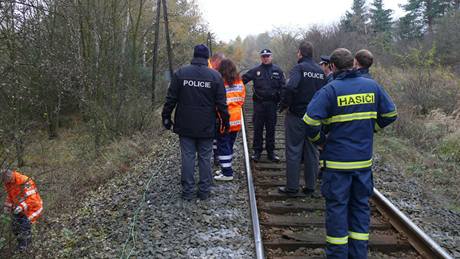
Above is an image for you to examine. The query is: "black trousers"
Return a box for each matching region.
[12,214,32,249]
[252,101,277,154]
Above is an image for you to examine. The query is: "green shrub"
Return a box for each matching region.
[438,130,460,162]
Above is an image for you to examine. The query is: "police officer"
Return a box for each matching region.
[303,48,397,258]
[278,41,325,197]
[243,49,285,162]
[354,49,374,79]
[319,55,334,83]
[162,44,229,201]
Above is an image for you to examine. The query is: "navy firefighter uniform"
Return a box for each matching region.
[303,69,397,258]
[243,49,285,161]
[162,44,229,200]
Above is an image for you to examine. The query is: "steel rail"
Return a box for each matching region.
[372,188,453,259]
[241,110,265,259]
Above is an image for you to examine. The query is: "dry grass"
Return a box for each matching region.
[1,111,162,217]
[372,66,460,209]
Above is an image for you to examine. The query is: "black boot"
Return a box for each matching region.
[251,152,261,162]
[267,152,280,162]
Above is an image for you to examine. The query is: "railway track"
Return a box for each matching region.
[241,97,453,259]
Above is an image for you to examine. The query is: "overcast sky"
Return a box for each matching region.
[196,0,408,42]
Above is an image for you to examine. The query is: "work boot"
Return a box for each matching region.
[267,152,280,162]
[302,187,322,199]
[198,192,210,201]
[278,186,298,197]
[251,152,261,162]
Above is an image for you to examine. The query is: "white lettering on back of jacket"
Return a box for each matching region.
[183,80,211,88]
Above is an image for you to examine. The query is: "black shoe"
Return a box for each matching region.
[182,193,194,201]
[198,192,210,201]
[251,152,261,162]
[278,186,298,197]
[302,187,321,198]
[267,152,280,162]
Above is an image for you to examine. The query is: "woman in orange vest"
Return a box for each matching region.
[2,168,43,251]
[214,59,246,181]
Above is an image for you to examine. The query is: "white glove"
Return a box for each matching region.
[13,206,23,214]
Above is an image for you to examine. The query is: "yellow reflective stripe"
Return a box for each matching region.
[324,159,373,169]
[374,122,382,132]
[326,235,348,245]
[322,111,377,125]
[303,114,321,126]
[381,110,397,118]
[349,231,369,241]
[309,132,321,142]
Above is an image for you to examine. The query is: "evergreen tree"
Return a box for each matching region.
[399,0,452,38]
[340,0,369,34]
[370,0,393,33]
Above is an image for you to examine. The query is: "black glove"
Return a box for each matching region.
[162,117,173,130]
[224,121,230,134]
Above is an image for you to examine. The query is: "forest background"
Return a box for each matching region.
[0,0,459,253]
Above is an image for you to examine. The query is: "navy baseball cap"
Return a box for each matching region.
[319,55,331,65]
[260,49,272,56]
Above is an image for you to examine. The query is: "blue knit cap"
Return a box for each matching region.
[193,44,210,59]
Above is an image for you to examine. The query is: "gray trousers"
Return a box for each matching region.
[285,112,319,191]
[179,136,213,198]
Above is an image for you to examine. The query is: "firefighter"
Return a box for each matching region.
[303,48,397,258]
[319,55,334,83]
[354,49,373,79]
[278,41,325,197]
[243,49,285,162]
[214,59,246,181]
[162,44,229,201]
[2,168,43,252]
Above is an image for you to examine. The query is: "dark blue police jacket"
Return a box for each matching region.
[303,70,397,171]
[162,57,229,138]
[242,63,285,102]
[280,56,325,117]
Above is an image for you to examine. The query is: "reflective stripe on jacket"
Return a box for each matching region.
[304,70,397,170]
[225,79,246,132]
[4,171,43,223]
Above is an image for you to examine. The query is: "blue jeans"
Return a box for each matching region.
[179,136,213,198]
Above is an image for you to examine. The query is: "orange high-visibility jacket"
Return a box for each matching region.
[226,79,246,132]
[3,171,43,223]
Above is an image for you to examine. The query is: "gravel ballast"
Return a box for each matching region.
[34,131,254,258]
[373,153,460,258]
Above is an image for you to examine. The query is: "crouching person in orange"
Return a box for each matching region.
[214,59,246,181]
[2,168,43,252]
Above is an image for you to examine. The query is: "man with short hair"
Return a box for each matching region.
[162,44,229,201]
[319,55,334,83]
[278,41,325,197]
[2,168,43,252]
[354,49,374,79]
[303,48,397,258]
[243,49,285,162]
